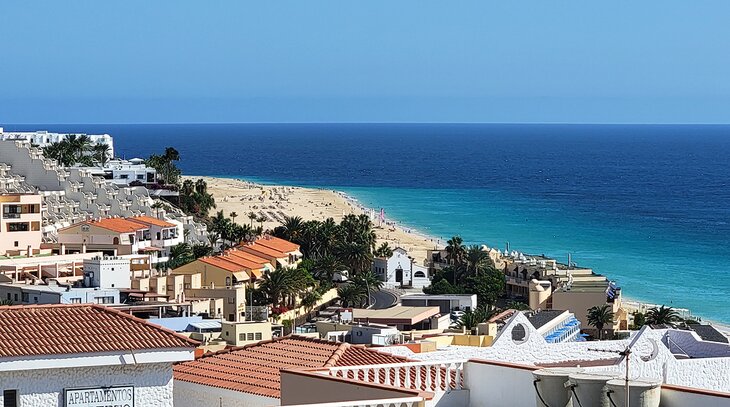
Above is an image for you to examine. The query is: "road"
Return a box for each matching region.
[369,289,400,309]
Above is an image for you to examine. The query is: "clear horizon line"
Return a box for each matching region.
[4,121,730,126]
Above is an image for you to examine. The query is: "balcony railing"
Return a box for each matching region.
[322,360,465,393]
[282,396,424,407]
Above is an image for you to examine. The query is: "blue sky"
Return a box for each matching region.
[1,1,730,124]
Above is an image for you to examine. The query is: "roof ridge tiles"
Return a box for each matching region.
[324,342,351,367]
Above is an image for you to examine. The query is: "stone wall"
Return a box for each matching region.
[0,363,174,407]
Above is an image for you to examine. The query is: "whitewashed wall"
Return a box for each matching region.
[0,363,174,407]
[174,380,279,407]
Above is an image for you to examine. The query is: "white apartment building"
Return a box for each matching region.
[73,158,157,186]
[0,193,42,256]
[0,128,114,157]
[83,255,133,289]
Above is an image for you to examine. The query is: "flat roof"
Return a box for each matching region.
[189,320,222,330]
[352,306,440,325]
[401,294,476,300]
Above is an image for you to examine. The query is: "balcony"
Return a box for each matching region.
[321,360,465,393]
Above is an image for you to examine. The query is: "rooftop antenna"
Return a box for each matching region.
[588,339,659,407]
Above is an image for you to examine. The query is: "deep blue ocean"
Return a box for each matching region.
[9,123,730,323]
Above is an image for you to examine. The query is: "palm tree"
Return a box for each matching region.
[191,243,213,259]
[317,218,342,258]
[194,178,207,195]
[587,304,614,340]
[337,283,367,308]
[281,215,305,242]
[465,245,489,273]
[229,211,238,224]
[336,241,373,276]
[260,268,292,306]
[352,271,384,307]
[455,308,487,332]
[92,143,111,165]
[248,211,257,227]
[646,305,681,327]
[374,242,394,258]
[181,179,195,196]
[300,290,323,316]
[313,255,344,283]
[0,299,13,306]
[446,236,466,267]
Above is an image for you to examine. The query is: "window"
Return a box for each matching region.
[136,174,144,180]
[33,296,38,304]
[70,298,82,304]
[3,389,18,407]
[255,332,262,341]
[414,271,426,278]
[13,241,18,247]
[227,297,235,304]
[120,174,129,179]
[5,293,9,300]
[7,222,29,232]
[13,294,17,302]
[95,296,114,304]
[228,314,234,321]
[21,293,28,302]
[247,333,254,341]
[239,333,245,341]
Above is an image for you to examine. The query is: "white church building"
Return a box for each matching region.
[372,247,431,288]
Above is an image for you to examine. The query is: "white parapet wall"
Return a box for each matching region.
[0,362,175,407]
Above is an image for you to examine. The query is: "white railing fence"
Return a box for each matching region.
[323,360,465,393]
[281,396,424,407]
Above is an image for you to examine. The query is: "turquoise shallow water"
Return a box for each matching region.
[335,186,729,323]
[8,123,729,323]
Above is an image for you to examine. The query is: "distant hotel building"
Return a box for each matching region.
[0,128,114,158]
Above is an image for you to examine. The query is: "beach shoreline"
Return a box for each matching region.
[190,175,730,337]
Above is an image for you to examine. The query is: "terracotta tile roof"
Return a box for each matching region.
[128,215,177,228]
[0,304,198,358]
[219,251,268,270]
[173,335,413,398]
[198,256,247,273]
[255,236,300,254]
[225,249,271,268]
[239,242,288,259]
[63,218,149,234]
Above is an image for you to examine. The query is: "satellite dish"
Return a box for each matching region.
[640,339,660,362]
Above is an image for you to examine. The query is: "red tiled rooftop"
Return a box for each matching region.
[173,335,413,399]
[225,249,271,267]
[255,236,300,254]
[198,256,247,273]
[0,304,198,358]
[239,242,288,259]
[128,215,177,228]
[219,251,269,270]
[62,217,149,234]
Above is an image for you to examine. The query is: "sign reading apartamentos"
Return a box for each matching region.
[64,386,134,407]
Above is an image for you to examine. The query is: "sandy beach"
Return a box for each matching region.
[188,176,440,266]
